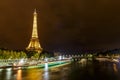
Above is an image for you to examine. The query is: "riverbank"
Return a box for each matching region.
[12,60,71,70]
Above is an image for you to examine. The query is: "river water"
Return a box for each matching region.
[0,61,120,80]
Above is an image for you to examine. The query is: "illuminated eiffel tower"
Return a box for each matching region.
[26,9,42,53]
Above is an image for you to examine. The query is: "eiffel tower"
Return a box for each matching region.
[26,9,42,53]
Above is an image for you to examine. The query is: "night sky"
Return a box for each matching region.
[0,0,120,51]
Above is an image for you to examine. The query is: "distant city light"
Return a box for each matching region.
[59,56,62,60]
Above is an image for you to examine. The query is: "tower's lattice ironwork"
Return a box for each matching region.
[26,9,42,53]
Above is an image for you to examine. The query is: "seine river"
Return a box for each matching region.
[0,61,120,80]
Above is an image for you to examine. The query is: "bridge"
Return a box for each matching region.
[60,54,93,62]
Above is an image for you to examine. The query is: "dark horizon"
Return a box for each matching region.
[0,0,120,51]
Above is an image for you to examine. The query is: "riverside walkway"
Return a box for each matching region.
[0,60,71,70]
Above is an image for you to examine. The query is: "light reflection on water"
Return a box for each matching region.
[0,61,120,80]
[43,63,49,80]
[17,70,22,80]
[22,69,42,80]
[113,63,118,73]
[6,68,12,80]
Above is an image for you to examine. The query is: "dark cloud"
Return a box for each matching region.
[0,0,120,50]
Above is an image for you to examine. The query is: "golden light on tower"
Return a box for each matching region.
[32,9,38,38]
[26,9,42,53]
